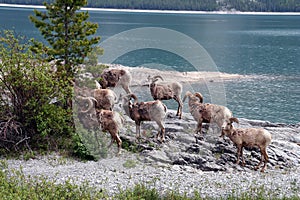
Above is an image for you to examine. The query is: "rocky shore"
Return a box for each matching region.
[104,64,251,87]
[5,109,300,198]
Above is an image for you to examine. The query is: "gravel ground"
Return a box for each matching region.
[5,152,300,199]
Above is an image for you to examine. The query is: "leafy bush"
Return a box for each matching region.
[0,30,73,153]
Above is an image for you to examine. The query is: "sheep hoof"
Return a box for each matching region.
[254,166,260,171]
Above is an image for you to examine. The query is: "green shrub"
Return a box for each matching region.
[0,161,108,200]
[0,30,74,154]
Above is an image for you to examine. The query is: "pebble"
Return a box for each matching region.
[4,152,300,199]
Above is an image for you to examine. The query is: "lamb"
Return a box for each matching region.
[222,117,272,172]
[183,91,233,143]
[148,75,183,119]
[98,68,132,94]
[76,96,124,155]
[122,93,167,142]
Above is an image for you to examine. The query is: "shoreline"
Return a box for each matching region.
[103,64,254,86]
[1,3,300,15]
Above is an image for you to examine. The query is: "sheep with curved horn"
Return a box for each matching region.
[98,68,132,94]
[76,95,124,155]
[148,75,183,119]
[122,93,167,143]
[183,91,233,143]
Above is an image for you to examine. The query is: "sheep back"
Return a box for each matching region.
[151,82,182,100]
[93,89,116,110]
[151,85,174,100]
[99,69,125,88]
[199,104,232,126]
[130,101,167,122]
[230,128,272,148]
[99,110,124,132]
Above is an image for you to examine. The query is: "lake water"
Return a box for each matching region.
[0,6,299,124]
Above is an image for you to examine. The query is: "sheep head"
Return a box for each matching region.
[183,91,204,103]
[221,117,239,136]
[75,96,97,113]
[122,93,138,116]
[148,75,164,84]
[182,91,193,102]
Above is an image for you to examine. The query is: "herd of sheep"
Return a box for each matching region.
[75,67,272,172]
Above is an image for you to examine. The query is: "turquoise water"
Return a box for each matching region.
[0,6,299,123]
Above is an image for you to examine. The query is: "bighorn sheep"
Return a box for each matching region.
[148,75,183,119]
[222,117,272,172]
[76,96,124,155]
[183,91,233,143]
[93,81,117,111]
[98,109,124,155]
[74,81,117,111]
[122,93,167,142]
[98,68,132,94]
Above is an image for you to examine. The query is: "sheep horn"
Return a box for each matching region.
[194,92,203,103]
[230,117,239,124]
[77,96,97,113]
[129,93,139,104]
[152,75,164,81]
[122,93,138,104]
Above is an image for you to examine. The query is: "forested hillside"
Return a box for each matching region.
[1,0,300,12]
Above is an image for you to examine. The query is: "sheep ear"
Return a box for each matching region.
[230,117,239,124]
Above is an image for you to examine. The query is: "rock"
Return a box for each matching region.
[121,110,300,173]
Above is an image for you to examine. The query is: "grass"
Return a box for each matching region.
[1,160,300,200]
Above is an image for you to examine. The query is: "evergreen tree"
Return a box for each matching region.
[29,0,100,77]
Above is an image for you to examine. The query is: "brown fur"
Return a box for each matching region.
[222,117,272,172]
[183,91,233,143]
[76,96,123,155]
[98,110,124,155]
[149,75,183,119]
[123,94,167,142]
[99,69,131,93]
[93,89,116,111]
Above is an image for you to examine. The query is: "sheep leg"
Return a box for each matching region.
[123,85,131,94]
[241,147,245,166]
[107,133,122,155]
[236,145,242,165]
[115,133,122,155]
[135,122,141,141]
[261,148,269,173]
[156,121,165,143]
[174,97,183,119]
[194,122,203,143]
[94,131,101,149]
[257,147,268,172]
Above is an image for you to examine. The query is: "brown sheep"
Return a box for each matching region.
[76,96,124,155]
[183,91,233,143]
[74,81,117,111]
[222,117,272,172]
[148,75,183,119]
[122,93,167,142]
[98,68,132,94]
